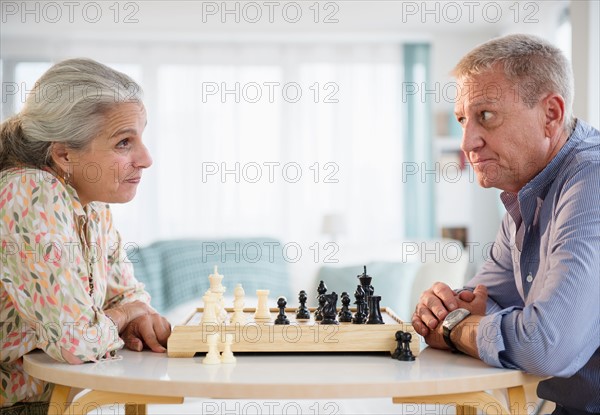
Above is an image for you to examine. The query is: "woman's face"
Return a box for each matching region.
[67,102,152,206]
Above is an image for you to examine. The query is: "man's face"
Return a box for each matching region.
[454,69,552,193]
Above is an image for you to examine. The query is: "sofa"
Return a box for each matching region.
[130,237,468,323]
[128,237,293,317]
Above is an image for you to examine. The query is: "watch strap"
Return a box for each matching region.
[442,308,471,354]
[443,325,460,353]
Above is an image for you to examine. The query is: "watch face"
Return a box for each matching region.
[444,308,470,330]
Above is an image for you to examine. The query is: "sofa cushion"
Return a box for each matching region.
[128,238,292,314]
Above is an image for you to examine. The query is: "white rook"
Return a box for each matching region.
[254,289,271,321]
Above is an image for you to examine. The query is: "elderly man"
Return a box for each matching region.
[412,34,599,415]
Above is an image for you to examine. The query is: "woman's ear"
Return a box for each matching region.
[50,143,72,173]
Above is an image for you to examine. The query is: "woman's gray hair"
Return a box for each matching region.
[0,58,143,170]
[452,34,575,132]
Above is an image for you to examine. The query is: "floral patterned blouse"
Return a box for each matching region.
[0,167,151,407]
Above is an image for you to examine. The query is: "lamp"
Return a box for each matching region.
[321,213,347,242]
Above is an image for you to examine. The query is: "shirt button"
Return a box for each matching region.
[526,273,533,283]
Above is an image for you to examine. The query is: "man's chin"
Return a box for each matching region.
[477,175,501,190]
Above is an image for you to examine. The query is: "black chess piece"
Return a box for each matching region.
[315,295,326,321]
[321,292,339,325]
[295,290,311,320]
[357,266,374,318]
[315,281,328,321]
[392,330,404,359]
[399,331,416,361]
[338,292,353,323]
[352,285,367,324]
[366,295,384,324]
[274,296,290,325]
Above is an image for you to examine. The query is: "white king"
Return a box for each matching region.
[208,265,227,322]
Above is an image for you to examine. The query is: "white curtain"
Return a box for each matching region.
[6,43,405,248]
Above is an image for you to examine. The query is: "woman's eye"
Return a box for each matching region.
[116,138,130,148]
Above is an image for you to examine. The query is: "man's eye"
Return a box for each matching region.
[481,111,493,121]
[457,117,466,125]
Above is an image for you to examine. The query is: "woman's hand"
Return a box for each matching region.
[104,301,157,333]
[121,314,172,353]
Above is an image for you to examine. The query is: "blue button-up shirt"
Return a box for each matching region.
[466,119,600,412]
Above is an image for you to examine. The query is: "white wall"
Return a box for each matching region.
[2,0,586,277]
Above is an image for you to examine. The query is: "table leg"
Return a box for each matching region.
[47,384,71,415]
[456,405,477,415]
[46,387,182,415]
[125,404,147,415]
[393,392,510,415]
[507,385,526,415]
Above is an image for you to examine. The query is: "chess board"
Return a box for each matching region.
[167,307,420,357]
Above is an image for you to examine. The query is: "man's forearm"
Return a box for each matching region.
[450,315,483,359]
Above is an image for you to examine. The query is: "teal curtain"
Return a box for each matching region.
[403,44,435,238]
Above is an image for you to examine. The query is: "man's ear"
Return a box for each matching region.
[543,93,566,139]
[50,143,72,173]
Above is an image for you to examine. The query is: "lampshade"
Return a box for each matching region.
[321,213,347,238]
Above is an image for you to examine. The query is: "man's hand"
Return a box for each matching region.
[456,285,488,315]
[412,282,488,337]
[121,314,171,353]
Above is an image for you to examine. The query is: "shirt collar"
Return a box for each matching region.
[42,166,100,220]
[500,119,587,224]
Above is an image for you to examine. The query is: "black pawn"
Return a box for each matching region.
[392,330,405,359]
[394,331,415,362]
[315,281,327,321]
[366,295,384,324]
[295,290,310,320]
[402,331,415,361]
[392,330,416,361]
[352,285,367,324]
[274,296,290,325]
[321,292,339,325]
[338,292,353,323]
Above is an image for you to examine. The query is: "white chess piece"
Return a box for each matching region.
[201,291,218,325]
[208,265,227,322]
[230,284,247,325]
[254,289,271,321]
[220,333,236,364]
[202,333,221,365]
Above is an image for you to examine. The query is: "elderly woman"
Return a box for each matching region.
[0,59,170,413]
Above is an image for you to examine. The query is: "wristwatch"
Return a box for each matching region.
[442,308,471,353]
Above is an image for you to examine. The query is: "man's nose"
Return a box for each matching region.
[460,119,484,154]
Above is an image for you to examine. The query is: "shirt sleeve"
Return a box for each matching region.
[101,205,152,310]
[1,174,123,363]
[477,162,600,377]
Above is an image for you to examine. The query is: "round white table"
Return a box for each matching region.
[24,347,544,415]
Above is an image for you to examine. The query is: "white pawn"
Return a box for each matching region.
[202,333,221,365]
[254,289,271,321]
[201,291,218,325]
[230,284,247,325]
[220,334,236,364]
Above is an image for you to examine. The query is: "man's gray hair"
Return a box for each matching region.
[1,58,143,170]
[452,34,574,132]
